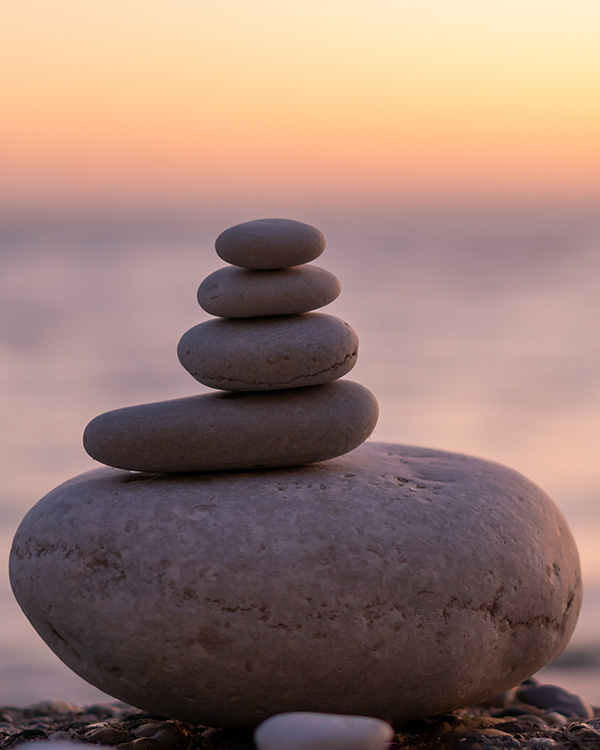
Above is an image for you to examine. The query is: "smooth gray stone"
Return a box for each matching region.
[254,712,394,750]
[197,266,341,318]
[83,380,379,472]
[178,313,358,391]
[215,219,326,269]
[11,443,581,727]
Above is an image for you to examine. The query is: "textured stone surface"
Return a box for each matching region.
[215,218,326,269]
[83,380,378,472]
[254,712,394,750]
[177,313,358,391]
[197,266,341,318]
[10,443,581,728]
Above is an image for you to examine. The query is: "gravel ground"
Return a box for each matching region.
[0,679,598,750]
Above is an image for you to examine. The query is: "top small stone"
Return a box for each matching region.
[215,218,326,269]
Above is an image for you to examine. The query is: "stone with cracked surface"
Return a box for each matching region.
[254,712,394,750]
[197,266,341,318]
[10,443,582,728]
[215,218,326,269]
[83,380,379,472]
[177,313,358,391]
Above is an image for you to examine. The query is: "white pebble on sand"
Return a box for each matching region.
[254,712,394,750]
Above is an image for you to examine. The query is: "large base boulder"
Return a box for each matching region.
[9,442,581,728]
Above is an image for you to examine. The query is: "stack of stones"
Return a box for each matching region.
[10,218,583,733]
[83,218,379,472]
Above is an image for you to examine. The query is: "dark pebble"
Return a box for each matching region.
[458,730,522,749]
[23,701,76,718]
[4,728,48,747]
[563,721,600,739]
[515,684,594,719]
[541,712,568,727]
[513,715,548,728]
[84,725,132,744]
[494,716,548,734]
[132,720,187,747]
[85,704,120,720]
[56,720,94,732]
[494,705,544,719]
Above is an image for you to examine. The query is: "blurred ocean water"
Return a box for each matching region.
[1,206,599,705]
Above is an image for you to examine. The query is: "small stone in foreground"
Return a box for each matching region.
[516,683,594,719]
[216,218,326,269]
[254,712,394,750]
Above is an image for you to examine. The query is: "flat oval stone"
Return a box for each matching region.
[254,712,394,750]
[83,380,379,472]
[215,219,326,269]
[10,443,581,727]
[177,313,358,391]
[197,266,341,318]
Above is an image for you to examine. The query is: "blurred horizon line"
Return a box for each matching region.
[2,192,600,234]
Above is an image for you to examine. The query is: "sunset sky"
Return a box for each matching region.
[2,0,600,212]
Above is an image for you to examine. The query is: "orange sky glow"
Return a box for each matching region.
[2,0,600,212]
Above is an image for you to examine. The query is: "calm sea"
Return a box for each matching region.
[1,206,599,705]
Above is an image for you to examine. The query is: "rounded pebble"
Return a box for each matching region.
[26,701,78,716]
[523,740,559,749]
[178,313,358,391]
[254,712,394,750]
[216,218,326,269]
[83,380,378,472]
[133,720,187,746]
[515,684,593,719]
[83,726,132,744]
[10,443,581,727]
[565,723,600,740]
[542,711,568,727]
[84,704,120,719]
[197,266,341,318]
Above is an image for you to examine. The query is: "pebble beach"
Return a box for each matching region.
[1,678,599,750]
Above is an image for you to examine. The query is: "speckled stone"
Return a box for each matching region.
[254,712,394,750]
[10,443,582,728]
[83,380,379,472]
[215,219,326,269]
[177,313,358,391]
[197,266,341,318]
